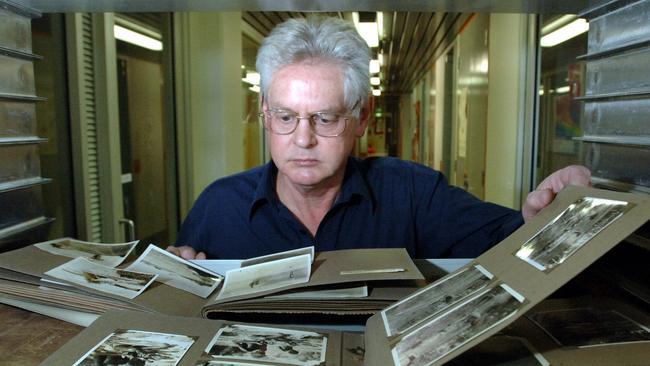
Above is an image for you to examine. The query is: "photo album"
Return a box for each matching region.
[0,237,425,324]
[4,185,650,365]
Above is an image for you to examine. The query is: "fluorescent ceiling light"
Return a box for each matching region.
[353,12,379,48]
[372,89,381,96]
[370,77,380,86]
[242,71,260,86]
[249,85,260,93]
[114,25,162,51]
[555,85,570,94]
[369,60,380,74]
[541,15,576,35]
[540,18,589,47]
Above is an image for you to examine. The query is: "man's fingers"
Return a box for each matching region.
[537,165,591,193]
[166,245,205,260]
[522,189,555,222]
[166,245,181,256]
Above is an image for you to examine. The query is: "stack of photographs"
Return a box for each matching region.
[41,243,225,301]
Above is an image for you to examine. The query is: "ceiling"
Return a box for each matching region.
[243,11,471,95]
[12,0,610,14]
[13,0,610,96]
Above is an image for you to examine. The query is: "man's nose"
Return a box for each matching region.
[292,118,317,147]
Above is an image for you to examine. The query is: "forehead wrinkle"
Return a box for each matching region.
[267,63,345,113]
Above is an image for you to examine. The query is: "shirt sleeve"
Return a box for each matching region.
[175,189,209,255]
[413,168,524,258]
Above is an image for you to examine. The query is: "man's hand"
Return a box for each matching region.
[166,245,207,260]
[522,165,591,222]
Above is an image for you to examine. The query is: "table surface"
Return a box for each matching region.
[0,303,83,366]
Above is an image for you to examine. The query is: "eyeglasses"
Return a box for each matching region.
[259,102,359,138]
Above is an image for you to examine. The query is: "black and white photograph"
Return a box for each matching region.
[73,329,196,366]
[382,265,494,337]
[216,254,311,300]
[445,335,549,366]
[35,237,139,267]
[392,284,525,366]
[205,324,327,365]
[45,257,158,299]
[240,246,314,267]
[515,197,630,271]
[528,308,650,347]
[127,244,223,298]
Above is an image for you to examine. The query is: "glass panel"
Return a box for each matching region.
[536,15,588,186]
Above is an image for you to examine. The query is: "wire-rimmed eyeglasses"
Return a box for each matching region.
[258,101,359,138]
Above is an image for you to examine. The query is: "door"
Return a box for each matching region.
[66,13,177,244]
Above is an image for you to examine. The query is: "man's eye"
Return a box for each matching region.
[276,113,295,123]
[315,114,339,124]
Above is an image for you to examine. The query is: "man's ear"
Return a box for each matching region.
[260,95,267,111]
[354,95,374,137]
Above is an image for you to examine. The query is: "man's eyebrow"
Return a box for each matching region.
[269,106,346,113]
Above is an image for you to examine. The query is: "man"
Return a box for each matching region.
[167,17,590,260]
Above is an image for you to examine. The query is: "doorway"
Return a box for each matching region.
[115,14,178,245]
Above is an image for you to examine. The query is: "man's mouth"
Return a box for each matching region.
[292,159,318,166]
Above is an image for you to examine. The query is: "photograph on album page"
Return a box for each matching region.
[381,264,494,337]
[515,197,632,271]
[203,324,327,366]
[35,237,139,267]
[73,329,196,366]
[127,244,223,298]
[216,253,311,301]
[44,257,157,299]
[240,246,315,267]
[392,284,525,366]
[527,307,650,348]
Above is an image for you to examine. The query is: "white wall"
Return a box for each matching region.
[174,12,245,216]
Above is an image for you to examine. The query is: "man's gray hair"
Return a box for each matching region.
[256,16,371,115]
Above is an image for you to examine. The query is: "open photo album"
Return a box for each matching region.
[0,238,425,325]
[5,185,650,365]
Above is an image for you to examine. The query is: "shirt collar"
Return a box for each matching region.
[248,157,376,220]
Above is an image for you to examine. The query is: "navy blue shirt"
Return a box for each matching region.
[176,157,523,259]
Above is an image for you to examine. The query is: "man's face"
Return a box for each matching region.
[264,61,368,191]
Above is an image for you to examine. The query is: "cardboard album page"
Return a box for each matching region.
[365,186,650,366]
[40,309,353,366]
